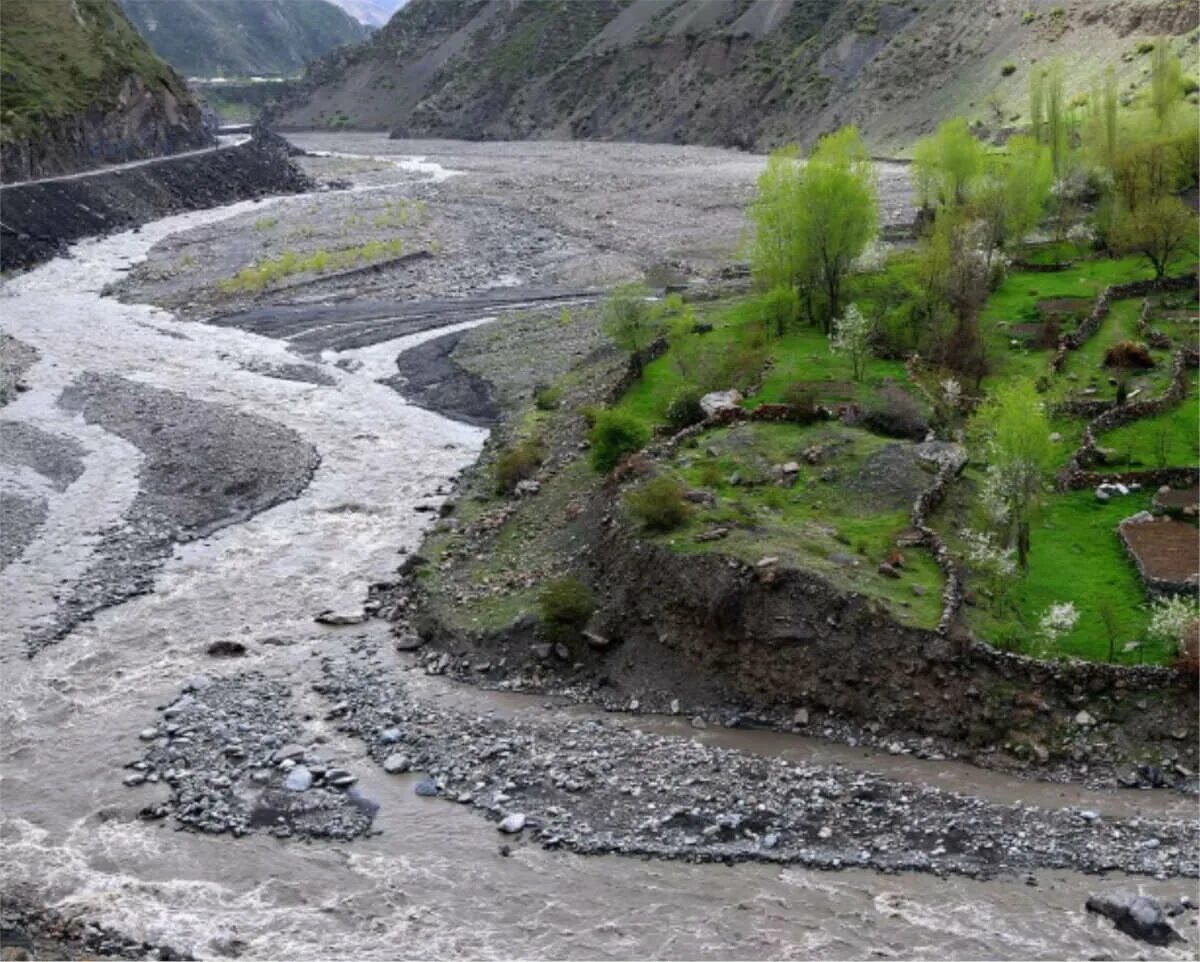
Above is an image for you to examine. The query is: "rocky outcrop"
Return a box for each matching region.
[0,129,313,272]
[1085,892,1187,946]
[0,75,210,184]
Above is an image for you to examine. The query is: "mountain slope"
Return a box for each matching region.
[325,0,409,29]
[119,0,369,78]
[270,0,1199,151]
[0,0,210,181]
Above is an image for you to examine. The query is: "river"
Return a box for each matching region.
[0,138,1195,961]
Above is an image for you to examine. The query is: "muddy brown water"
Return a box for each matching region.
[1,141,1197,961]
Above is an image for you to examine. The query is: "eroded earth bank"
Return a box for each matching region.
[1,134,1197,961]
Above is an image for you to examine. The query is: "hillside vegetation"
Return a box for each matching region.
[270,0,1198,150]
[118,0,369,79]
[0,0,210,180]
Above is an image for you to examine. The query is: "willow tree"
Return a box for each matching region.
[911,118,984,209]
[797,125,878,330]
[747,145,808,294]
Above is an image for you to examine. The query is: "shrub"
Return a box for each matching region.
[759,285,801,337]
[625,476,691,532]
[538,577,596,643]
[862,385,929,439]
[533,384,562,410]
[665,388,705,430]
[494,438,544,494]
[590,410,650,473]
[1001,62,1016,77]
[1103,340,1156,369]
[782,382,822,424]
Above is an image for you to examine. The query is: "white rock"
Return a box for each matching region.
[498,813,526,834]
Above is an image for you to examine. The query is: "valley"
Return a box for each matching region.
[0,135,1196,960]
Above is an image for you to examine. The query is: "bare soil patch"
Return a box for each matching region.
[1119,516,1200,588]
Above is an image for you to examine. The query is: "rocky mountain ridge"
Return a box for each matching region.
[0,0,210,182]
[118,0,369,79]
[269,0,1199,151]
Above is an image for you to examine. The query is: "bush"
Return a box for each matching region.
[862,385,929,439]
[1103,340,1156,369]
[538,577,596,643]
[665,388,705,430]
[533,384,562,410]
[494,439,544,494]
[1001,62,1016,77]
[758,285,801,337]
[590,410,651,473]
[625,476,691,532]
[782,382,823,424]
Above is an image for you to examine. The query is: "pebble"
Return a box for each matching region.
[414,779,438,797]
[498,813,527,833]
[284,766,313,792]
[383,753,411,774]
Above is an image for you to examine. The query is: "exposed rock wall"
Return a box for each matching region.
[0,130,312,272]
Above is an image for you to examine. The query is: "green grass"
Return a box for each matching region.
[1057,297,1175,402]
[1098,373,1200,468]
[217,239,405,295]
[961,489,1180,665]
[0,0,187,143]
[646,422,945,628]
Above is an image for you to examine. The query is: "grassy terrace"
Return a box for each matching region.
[598,238,1196,666]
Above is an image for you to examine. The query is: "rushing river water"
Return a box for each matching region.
[0,154,1196,961]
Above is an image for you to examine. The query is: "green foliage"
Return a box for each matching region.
[1001,62,1017,77]
[664,388,705,431]
[218,239,405,294]
[747,127,877,330]
[759,284,802,338]
[533,384,562,410]
[538,577,596,643]
[494,438,544,494]
[1029,60,1070,178]
[912,117,985,209]
[602,283,658,374]
[1111,195,1198,278]
[589,410,650,473]
[625,476,691,532]
[970,379,1055,567]
[0,0,189,144]
[970,134,1053,260]
[1150,36,1184,127]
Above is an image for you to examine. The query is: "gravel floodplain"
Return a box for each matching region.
[2,136,1198,961]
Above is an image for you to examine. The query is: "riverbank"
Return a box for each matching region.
[1,134,1196,960]
[0,130,311,272]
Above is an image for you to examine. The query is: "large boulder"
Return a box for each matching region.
[1085,892,1185,946]
[699,390,743,418]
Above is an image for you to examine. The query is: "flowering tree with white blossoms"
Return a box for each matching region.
[1037,601,1080,655]
[970,379,1055,569]
[1147,595,1198,654]
[829,303,871,382]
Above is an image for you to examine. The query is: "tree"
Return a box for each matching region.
[971,379,1055,569]
[747,146,808,294]
[971,135,1053,265]
[911,118,985,209]
[828,303,871,381]
[1111,194,1197,279]
[1150,37,1184,129]
[602,283,657,375]
[798,126,878,330]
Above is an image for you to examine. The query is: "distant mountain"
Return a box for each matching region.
[325,0,408,28]
[119,0,369,78]
[269,0,1199,151]
[0,0,210,181]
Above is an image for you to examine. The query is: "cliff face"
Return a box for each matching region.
[269,0,1200,151]
[0,0,211,182]
[118,0,369,79]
